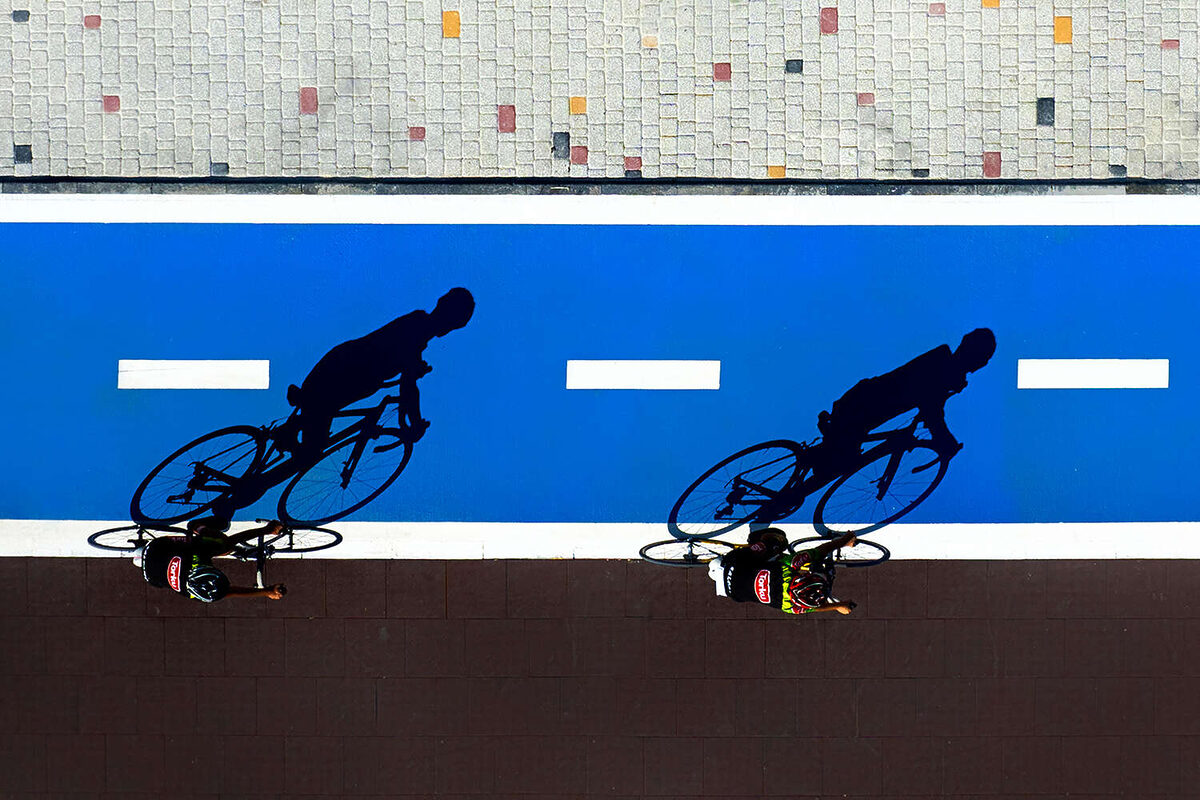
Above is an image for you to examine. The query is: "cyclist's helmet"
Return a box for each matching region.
[789,572,830,610]
[955,328,996,372]
[185,565,231,603]
[432,287,475,333]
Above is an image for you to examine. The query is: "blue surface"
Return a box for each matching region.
[0,224,1194,523]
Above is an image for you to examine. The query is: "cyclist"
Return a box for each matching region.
[133,517,287,602]
[818,327,996,459]
[709,527,858,615]
[280,287,475,452]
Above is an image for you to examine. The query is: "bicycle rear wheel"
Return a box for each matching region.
[639,538,736,567]
[278,435,413,525]
[812,442,948,536]
[668,440,805,539]
[88,524,187,552]
[789,536,890,567]
[261,526,343,554]
[131,426,265,524]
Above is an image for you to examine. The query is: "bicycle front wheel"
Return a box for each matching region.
[789,536,890,567]
[262,526,343,554]
[278,435,413,525]
[88,524,187,552]
[812,443,949,536]
[131,426,265,524]
[639,538,736,567]
[668,440,806,539]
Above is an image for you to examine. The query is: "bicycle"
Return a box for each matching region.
[668,412,954,540]
[639,535,890,569]
[88,519,342,590]
[131,380,420,527]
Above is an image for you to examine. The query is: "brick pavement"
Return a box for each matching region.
[2,0,1199,180]
[2,555,1199,797]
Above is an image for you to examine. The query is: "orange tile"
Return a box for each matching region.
[1054,16,1072,43]
[982,0,999,8]
[642,35,658,47]
[442,11,460,37]
[569,96,587,114]
[767,165,786,178]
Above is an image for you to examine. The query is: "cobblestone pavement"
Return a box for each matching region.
[2,0,1198,180]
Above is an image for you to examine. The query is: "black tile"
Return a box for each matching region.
[1109,164,1127,177]
[1037,97,1055,125]
[785,59,804,73]
[624,169,642,178]
[552,131,570,158]
[14,144,32,164]
[12,10,30,22]
[210,161,230,176]
[912,167,930,177]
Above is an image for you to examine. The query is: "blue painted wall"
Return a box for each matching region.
[1,224,1194,523]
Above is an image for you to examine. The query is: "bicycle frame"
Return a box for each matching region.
[176,391,411,514]
[726,417,938,524]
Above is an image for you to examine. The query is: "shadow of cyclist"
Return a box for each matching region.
[279,287,475,455]
[815,328,995,470]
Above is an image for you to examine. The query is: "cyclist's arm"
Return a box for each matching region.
[805,600,856,615]
[225,584,286,600]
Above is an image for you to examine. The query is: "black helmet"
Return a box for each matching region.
[954,328,996,372]
[432,287,475,332]
[186,565,230,602]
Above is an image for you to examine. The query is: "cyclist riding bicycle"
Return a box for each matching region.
[132,517,287,602]
[279,287,475,453]
[709,528,858,615]
[818,327,996,460]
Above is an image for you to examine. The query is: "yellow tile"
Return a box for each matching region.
[642,35,658,47]
[442,11,460,37]
[767,165,786,178]
[569,96,587,114]
[981,0,999,6]
[1054,15,1072,43]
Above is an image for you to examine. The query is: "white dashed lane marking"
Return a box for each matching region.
[117,360,271,389]
[1017,359,1169,389]
[566,360,721,390]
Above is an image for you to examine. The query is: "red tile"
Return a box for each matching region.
[164,617,225,676]
[507,560,567,618]
[857,92,876,105]
[625,559,686,618]
[762,617,826,677]
[434,735,497,794]
[645,619,707,678]
[463,618,528,676]
[223,735,285,794]
[299,87,318,114]
[83,14,101,28]
[256,676,317,735]
[702,738,762,795]
[823,737,882,795]
[568,560,626,616]
[376,677,470,735]
[644,736,703,795]
[405,619,465,676]
[324,560,386,617]
[284,736,343,795]
[387,560,445,618]
[1163,38,1181,49]
[493,735,587,794]
[733,678,797,736]
[106,733,165,793]
[586,736,644,795]
[705,618,765,677]
[676,677,736,735]
[983,150,1002,177]
[344,736,436,794]
[929,2,946,14]
[284,617,345,676]
[570,145,589,164]
[0,557,28,615]
[225,618,284,676]
[624,155,642,171]
[408,126,426,141]
[614,676,677,735]
[446,561,506,618]
[46,733,106,792]
[314,676,377,735]
[102,94,120,112]
[498,104,516,132]
[763,737,822,794]
[820,6,838,33]
[943,736,1003,794]
[713,62,732,81]
[881,736,942,794]
[344,618,406,677]
[467,677,561,734]
[884,619,945,676]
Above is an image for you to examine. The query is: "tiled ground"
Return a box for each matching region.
[3,555,1200,797]
[1,0,1198,180]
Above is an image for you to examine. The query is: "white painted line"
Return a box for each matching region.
[566,360,720,390]
[1017,359,1169,389]
[10,519,1200,559]
[118,359,270,389]
[1,194,1200,226]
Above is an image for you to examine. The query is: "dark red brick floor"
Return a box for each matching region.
[2,556,1199,798]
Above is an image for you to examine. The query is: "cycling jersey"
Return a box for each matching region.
[718,546,829,614]
[142,536,230,602]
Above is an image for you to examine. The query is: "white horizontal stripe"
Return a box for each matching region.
[9,519,1200,560]
[1017,359,1169,389]
[1,194,1200,226]
[118,359,270,389]
[566,360,720,390]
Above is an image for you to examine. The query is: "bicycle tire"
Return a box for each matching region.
[87,524,188,552]
[668,440,806,540]
[278,435,413,525]
[260,525,343,554]
[812,442,949,536]
[789,536,890,567]
[131,426,265,524]
[639,538,737,567]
